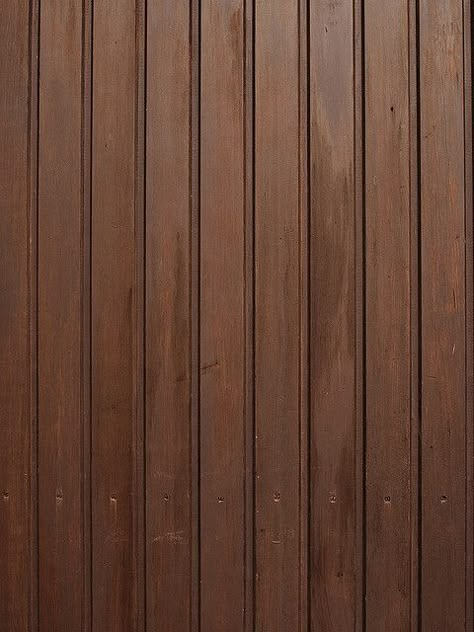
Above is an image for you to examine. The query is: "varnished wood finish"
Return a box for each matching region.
[309,1,357,628]
[365,1,412,629]
[0,2,36,629]
[1,1,473,630]
[420,2,467,629]
[200,2,246,630]
[254,2,302,629]
[38,2,84,629]
[145,2,192,630]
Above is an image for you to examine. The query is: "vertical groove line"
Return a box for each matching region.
[81,0,92,629]
[28,0,40,629]
[415,0,423,628]
[463,0,473,628]
[298,0,309,629]
[143,1,148,629]
[244,0,255,629]
[134,0,146,629]
[354,0,366,628]
[190,0,201,629]
[305,0,311,628]
[408,0,420,629]
[89,0,95,627]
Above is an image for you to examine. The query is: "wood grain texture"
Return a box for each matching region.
[420,1,467,629]
[91,1,141,629]
[365,1,412,629]
[309,1,357,628]
[0,2,473,629]
[37,2,84,629]
[200,1,246,630]
[145,1,192,630]
[254,1,301,629]
[0,1,36,629]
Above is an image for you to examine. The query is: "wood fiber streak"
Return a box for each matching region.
[254,1,301,629]
[146,1,192,630]
[38,2,84,629]
[420,2,467,629]
[0,2,34,629]
[200,2,246,630]
[365,1,412,629]
[309,1,357,628]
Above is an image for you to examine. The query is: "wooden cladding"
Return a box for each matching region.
[0,1,473,630]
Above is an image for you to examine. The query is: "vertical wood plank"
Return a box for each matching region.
[91,1,141,629]
[463,1,474,628]
[254,1,301,629]
[420,1,466,628]
[298,0,309,628]
[82,1,93,629]
[0,1,36,629]
[37,2,84,629]
[190,0,201,627]
[244,0,255,629]
[365,1,412,629]
[309,1,357,628]
[145,1,192,629]
[408,0,420,628]
[354,0,365,627]
[200,1,245,630]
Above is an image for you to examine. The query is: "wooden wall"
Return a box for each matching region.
[0,1,473,630]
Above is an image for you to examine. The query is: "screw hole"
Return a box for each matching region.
[163,493,170,501]
[217,496,224,504]
[273,492,281,502]
[440,495,448,504]
[329,494,337,504]
[384,496,391,504]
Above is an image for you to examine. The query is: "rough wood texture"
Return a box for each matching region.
[0,1,473,630]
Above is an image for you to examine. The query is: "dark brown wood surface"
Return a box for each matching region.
[1,1,473,630]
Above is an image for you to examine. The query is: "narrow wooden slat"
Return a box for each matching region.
[134,1,146,629]
[463,1,474,628]
[37,2,84,629]
[254,1,300,629]
[145,1,192,629]
[0,2,36,628]
[420,1,467,628]
[408,0,420,628]
[244,0,255,628]
[309,0,357,628]
[365,1,412,629]
[190,0,201,627]
[298,0,309,628]
[82,1,92,629]
[91,2,139,629]
[200,2,246,630]
[353,0,365,627]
